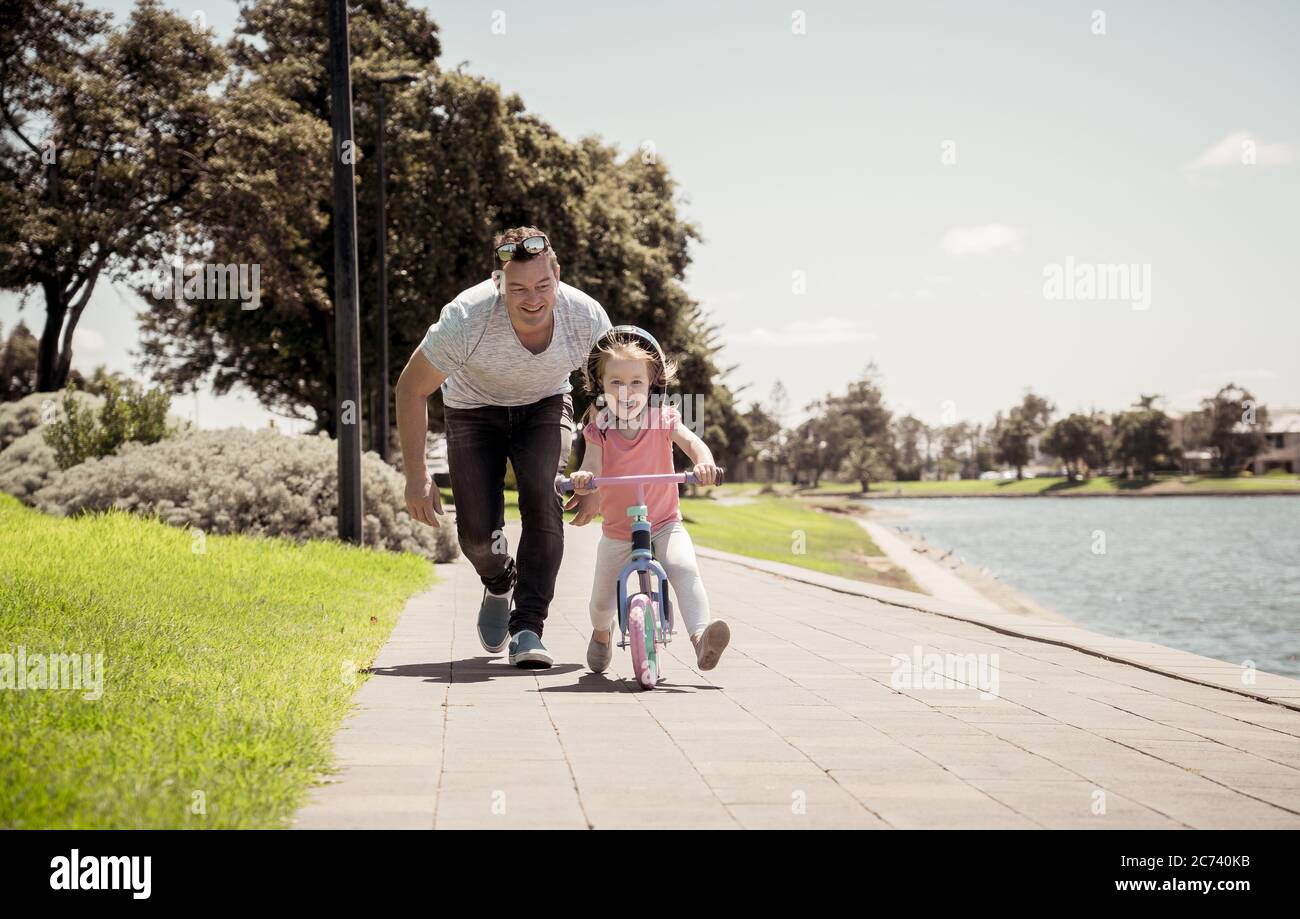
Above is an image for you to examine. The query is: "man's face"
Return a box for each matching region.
[500,256,559,331]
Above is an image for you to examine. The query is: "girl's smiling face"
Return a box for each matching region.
[601,355,653,422]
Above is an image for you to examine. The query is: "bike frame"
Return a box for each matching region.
[555,471,723,650]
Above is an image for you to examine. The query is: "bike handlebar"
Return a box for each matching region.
[555,467,726,496]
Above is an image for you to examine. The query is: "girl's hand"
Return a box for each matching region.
[570,470,596,495]
[692,462,720,486]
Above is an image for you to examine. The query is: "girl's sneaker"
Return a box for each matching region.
[695,620,730,671]
[587,632,613,673]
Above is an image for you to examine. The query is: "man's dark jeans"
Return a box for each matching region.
[443,392,573,638]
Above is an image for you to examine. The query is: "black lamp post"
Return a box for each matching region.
[327,0,362,543]
[373,73,419,463]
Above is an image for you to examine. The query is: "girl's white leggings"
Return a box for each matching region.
[588,521,711,638]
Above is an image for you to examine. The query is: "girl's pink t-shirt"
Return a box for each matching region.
[582,403,682,540]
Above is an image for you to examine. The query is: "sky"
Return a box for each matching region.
[5,0,1299,433]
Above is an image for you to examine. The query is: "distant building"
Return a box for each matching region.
[741,436,789,483]
[1181,449,1216,474]
[1252,409,1300,475]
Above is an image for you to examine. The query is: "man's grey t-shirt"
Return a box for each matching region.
[420,278,612,409]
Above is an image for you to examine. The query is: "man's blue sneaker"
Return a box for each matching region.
[477,588,512,654]
[508,629,553,669]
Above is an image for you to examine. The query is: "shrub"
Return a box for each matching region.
[43,379,178,470]
[33,427,459,562]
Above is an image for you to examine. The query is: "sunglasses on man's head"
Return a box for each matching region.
[495,234,550,263]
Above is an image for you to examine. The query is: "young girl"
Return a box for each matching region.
[569,326,731,674]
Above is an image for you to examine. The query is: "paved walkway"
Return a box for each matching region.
[294,522,1300,829]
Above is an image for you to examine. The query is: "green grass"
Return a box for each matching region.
[0,494,434,829]
[457,480,916,587]
[679,496,918,591]
[723,473,1300,498]
[441,487,521,521]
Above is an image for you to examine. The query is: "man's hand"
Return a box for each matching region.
[405,472,445,527]
[563,490,600,526]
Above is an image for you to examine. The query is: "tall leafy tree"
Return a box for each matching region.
[0,0,226,390]
[138,0,438,434]
[993,390,1055,479]
[137,0,739,445]
[1200,383,1268,475]
[993,410,1033,479]
[1111,395,1174,481]
[790,367,892,486]
[1044,412,1109,480]
[891,414,926,481]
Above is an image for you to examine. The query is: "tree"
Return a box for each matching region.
[1111,395,1174,480]
[937,421,972,479]
[1017,390,1054,432]
[993,391,1055,479]
[963,422,993,478]
[743,402,780,444]
[1200,384,1269,475]
[740,401,780,480]
[789,410,847,487]
[138,0,436,435]
[993,411,1032,479]
[0,0,227,391]
[0,321,38,400]
[743,382,789,482]
[789,367,893,487]
[1044,412,1109,480]
[829,366,891,446]
[891,414,926,481]
[135,0,740,444]
[768,380,790,428]
[841,438,891,492]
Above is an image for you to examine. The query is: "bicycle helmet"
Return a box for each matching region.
[583,325,670,399]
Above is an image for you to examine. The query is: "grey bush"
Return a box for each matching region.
[0,390,102,452]
[32,427,460,562]
[0,427,62,501]
[0,390,106,500]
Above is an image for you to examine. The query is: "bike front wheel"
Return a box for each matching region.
[627,594,657,690]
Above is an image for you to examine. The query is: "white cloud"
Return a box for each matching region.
[1186,131,1296,170]
[73,327,105,352]
[698,290,745,311]
[732,317,878,347]
[938,224,1024,257]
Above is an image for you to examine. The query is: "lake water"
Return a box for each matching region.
[873,496,1300,678]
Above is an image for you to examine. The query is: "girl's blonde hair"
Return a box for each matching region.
[581,333,679,429]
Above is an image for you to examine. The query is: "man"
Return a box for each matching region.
[397,227,611,668]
